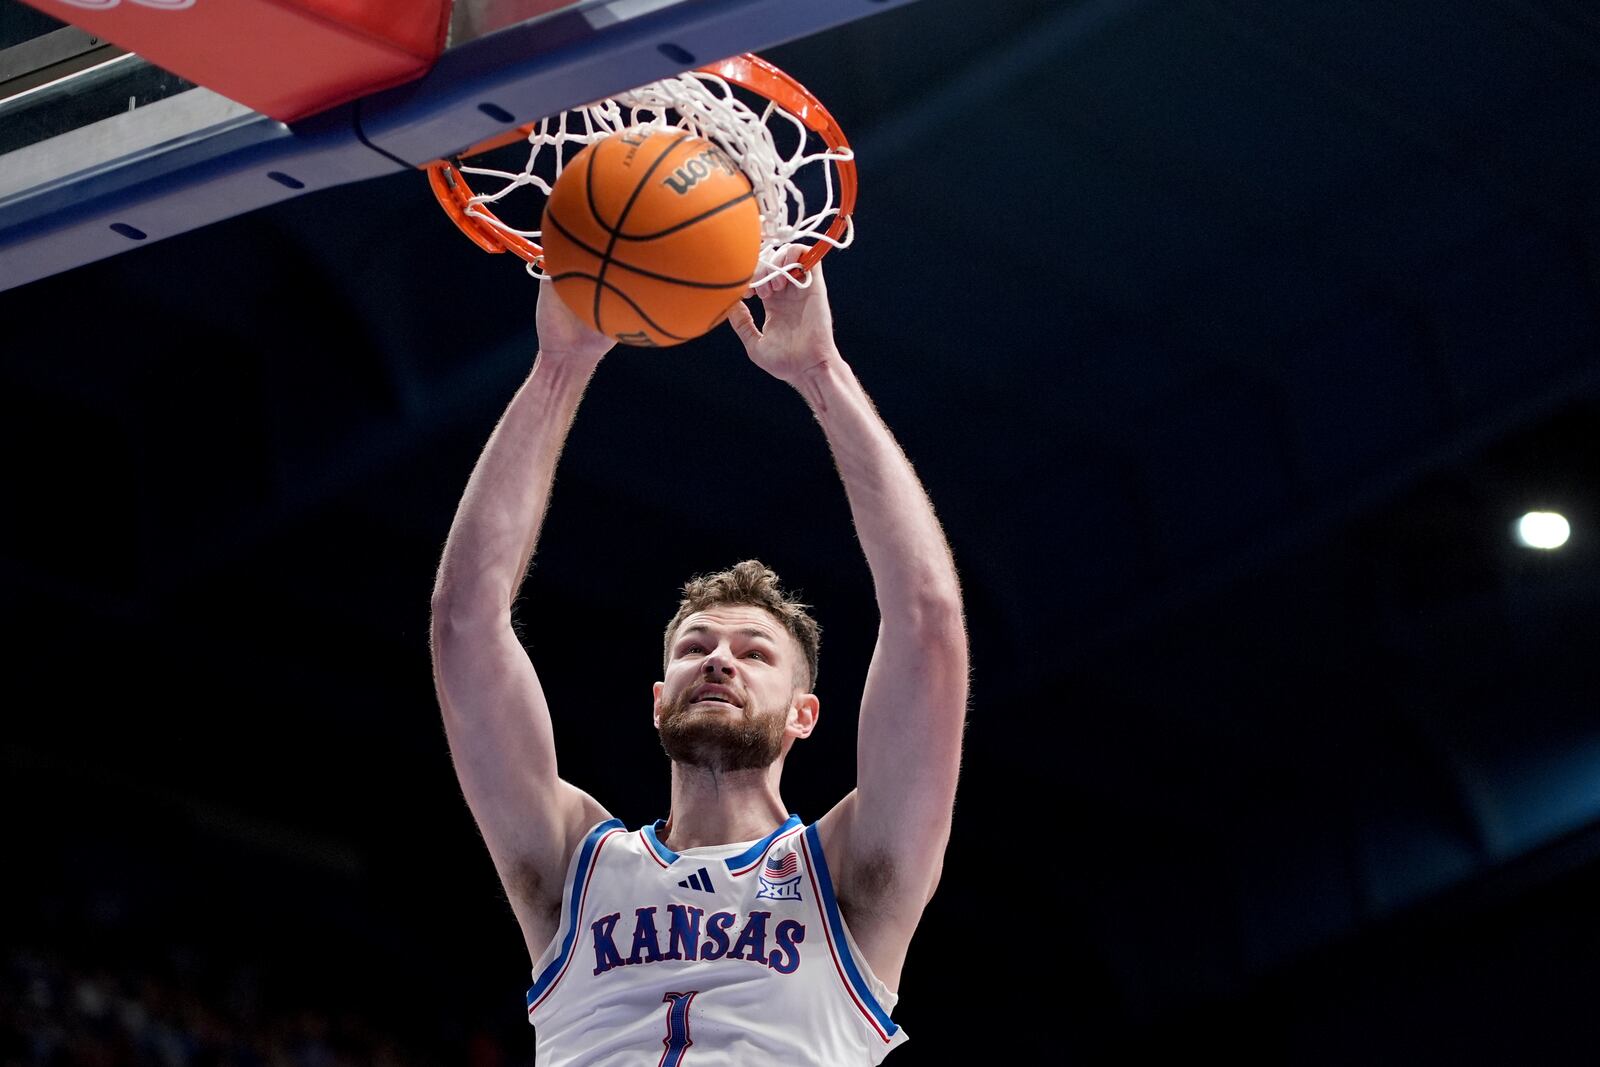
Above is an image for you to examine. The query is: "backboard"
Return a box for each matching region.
[0,0,915,292]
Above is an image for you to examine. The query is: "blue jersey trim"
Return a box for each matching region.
[526,818,625,1009]
[724,814,802,871]
[644,819,678,865]
[642,814,802,869]
[803,823,899,1037]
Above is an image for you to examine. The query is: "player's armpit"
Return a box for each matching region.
[432,605,613,959]
[814,600,967,980]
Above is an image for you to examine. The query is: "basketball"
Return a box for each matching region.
[539,128,763,347]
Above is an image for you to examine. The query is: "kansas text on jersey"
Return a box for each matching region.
[526,815,908,1065]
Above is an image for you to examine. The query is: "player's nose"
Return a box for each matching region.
[701,647,735,677]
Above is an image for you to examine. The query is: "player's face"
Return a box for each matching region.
[655,605,811,771]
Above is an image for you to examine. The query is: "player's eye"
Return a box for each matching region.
[744,650,765,660]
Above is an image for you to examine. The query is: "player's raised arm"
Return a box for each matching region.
[430,287,616,962]
[727,255,969,990]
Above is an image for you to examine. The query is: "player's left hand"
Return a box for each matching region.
[726,245,843,385]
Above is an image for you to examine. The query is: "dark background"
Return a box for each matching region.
[5,0,1600,1062]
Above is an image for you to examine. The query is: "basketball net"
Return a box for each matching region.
[428,55,856,289]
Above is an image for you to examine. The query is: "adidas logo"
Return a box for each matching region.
[676,866,717,894]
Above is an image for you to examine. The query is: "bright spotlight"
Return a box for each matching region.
[1515,511,1570,550]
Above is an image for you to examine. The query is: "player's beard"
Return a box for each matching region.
[657,687,788,772]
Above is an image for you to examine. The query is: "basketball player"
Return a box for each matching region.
[429,252,967,1064]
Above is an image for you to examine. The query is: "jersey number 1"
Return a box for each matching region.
[659,991,699,1066]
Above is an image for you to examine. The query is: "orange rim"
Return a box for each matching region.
[424,53,857,274]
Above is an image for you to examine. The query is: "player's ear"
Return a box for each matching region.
[652,681,664,728]
[789,692,819,739]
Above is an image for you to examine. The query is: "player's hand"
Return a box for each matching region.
[536,278,615,365]
[726,245,843,385]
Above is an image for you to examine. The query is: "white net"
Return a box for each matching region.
[456,69,854,288]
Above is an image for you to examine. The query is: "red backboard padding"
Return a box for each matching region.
[26,0,452,122]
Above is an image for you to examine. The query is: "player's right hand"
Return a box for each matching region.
[536,278,616,364]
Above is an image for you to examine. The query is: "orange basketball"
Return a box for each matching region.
[539,128,763,347]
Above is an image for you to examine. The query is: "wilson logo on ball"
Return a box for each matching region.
[662,147,741,197]
[539,129,760,347]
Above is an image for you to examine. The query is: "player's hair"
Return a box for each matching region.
[663,560,821,690]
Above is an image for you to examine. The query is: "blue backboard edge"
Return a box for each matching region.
[0,0,920,292]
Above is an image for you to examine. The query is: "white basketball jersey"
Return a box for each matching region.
[526,815,909,1065]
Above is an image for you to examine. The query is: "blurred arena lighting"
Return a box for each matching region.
[1514,511,1571,550]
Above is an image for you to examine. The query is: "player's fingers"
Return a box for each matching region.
[781,247,822,292]
[802,257,824,292]
[725,300,762,348]
[754,244,809,299]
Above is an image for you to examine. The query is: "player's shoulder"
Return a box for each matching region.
[810,791,877,893]
[527,783,619,903]
[811,791,935,908]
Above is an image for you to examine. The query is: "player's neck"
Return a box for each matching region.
[661,762,789,850]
